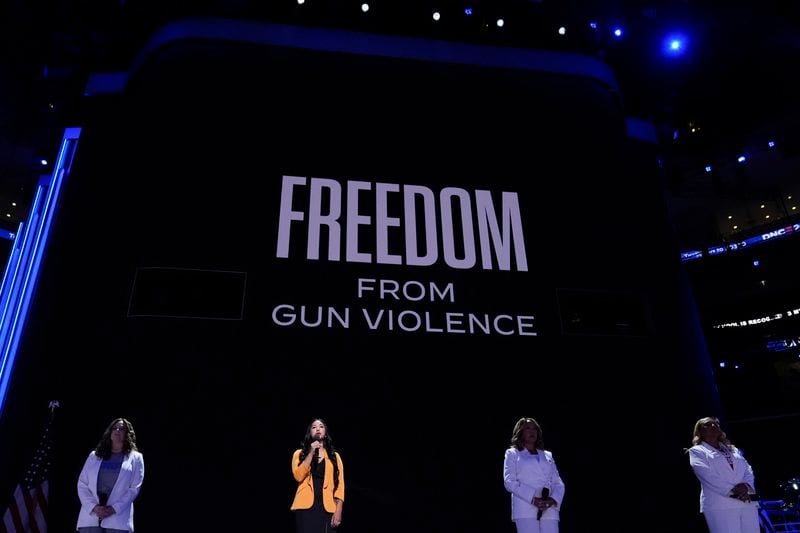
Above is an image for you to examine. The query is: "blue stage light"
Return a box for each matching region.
[662,33,688,57]
[0,128,81,417]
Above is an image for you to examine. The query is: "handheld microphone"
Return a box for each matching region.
[537,487,550,521]
[313,435,322,455]
[97,493,109,525]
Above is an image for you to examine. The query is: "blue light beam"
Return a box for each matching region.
[0,127,80,417]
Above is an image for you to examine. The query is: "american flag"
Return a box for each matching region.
[0,401,58,533]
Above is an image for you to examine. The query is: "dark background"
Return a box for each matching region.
[1,1,800,532]
[0,19,723,532]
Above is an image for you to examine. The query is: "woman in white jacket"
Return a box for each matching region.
[76,418,145,532]
[503,417,565,533]
[688,416,759,533]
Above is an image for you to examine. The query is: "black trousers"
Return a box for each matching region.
[295,506,334,533]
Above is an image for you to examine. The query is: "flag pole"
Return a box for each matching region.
[1,400,58,532]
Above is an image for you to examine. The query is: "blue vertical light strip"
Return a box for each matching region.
[0,127,80,417]
[0,222,26,310]
[0,192,43,373]
[0,220,30,334]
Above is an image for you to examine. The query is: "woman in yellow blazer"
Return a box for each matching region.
[291,418,345,532]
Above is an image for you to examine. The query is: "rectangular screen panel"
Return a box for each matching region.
[0,20,722,533]
[127,267,246,319]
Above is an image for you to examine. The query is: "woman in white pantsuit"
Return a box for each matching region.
[503,417,565,533]
[76,418,144,532]
[688,416,760,533]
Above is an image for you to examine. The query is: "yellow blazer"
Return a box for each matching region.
[290,448,345,513]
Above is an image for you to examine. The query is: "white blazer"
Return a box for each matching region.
[503,447,565,521]
[76,449,145,531]
[688,442,757,512]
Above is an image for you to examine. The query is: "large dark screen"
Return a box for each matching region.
[0,20,720,532]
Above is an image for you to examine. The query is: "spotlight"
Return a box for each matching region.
[781,477,800,512]
[662,33,688,57]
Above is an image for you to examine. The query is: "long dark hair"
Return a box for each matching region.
[94,417,138,460]
[298,418,341,491]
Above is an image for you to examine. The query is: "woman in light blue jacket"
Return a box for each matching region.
[76,418,145,532]
[688,416,759,533]
[503,417,565,533]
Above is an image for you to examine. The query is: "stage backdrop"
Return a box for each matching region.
[0,19,721,532]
